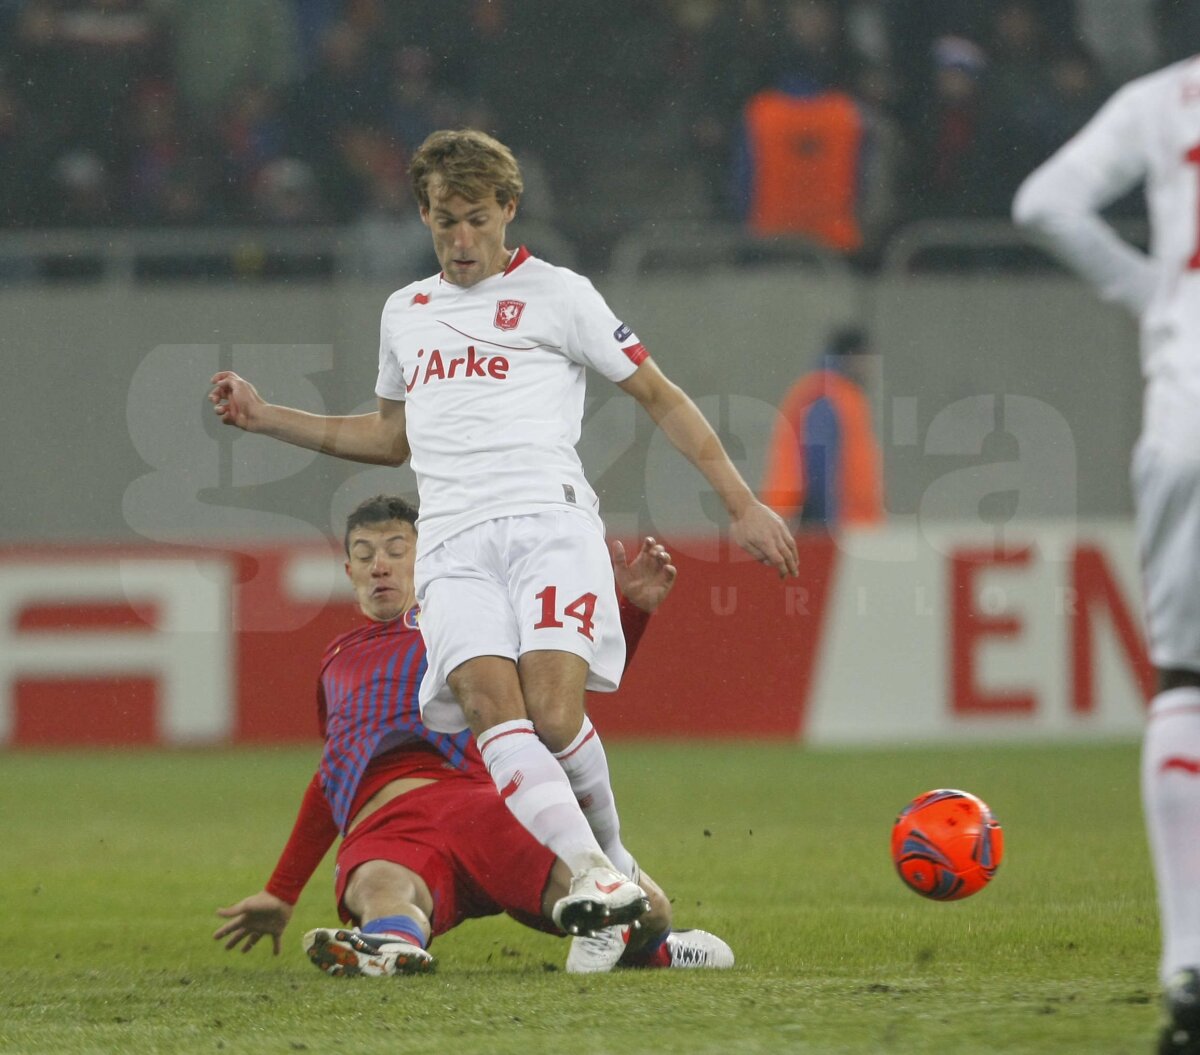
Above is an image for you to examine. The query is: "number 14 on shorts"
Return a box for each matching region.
[534,586,598,639]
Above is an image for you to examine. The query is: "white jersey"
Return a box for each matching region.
[1013,56,1200,447]
[375,247,648,552]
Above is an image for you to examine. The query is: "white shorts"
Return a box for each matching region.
[1132,435,1200,670]
[414,509,626,734]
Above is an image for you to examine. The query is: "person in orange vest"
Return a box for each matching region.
[760,327,884,528]
[733,0,868,252]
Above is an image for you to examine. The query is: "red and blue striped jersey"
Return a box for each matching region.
[316,607,474,831]
[264,597,654,904]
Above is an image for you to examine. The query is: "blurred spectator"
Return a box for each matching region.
[124,80,212,224]
[146,168,208,225]
[216,83,289,219]
[654,0,775,219]
[11,1,74,144]
[902,35,990,218]
[970,0,1100,215]
[511,151,557,227]
[342,0,388,41]
[1152,0,1200,65]
[251,157,323,224]
[0,0,23,40]
[845,0,889,66]
[291,0,342,76]
[0,0,1166,241]
[760,326,884,529]
[901,1,1094,221]
[986,0,1058,92]
[884,0,992,128]
[1033,41,1109,153]
[11,0,165,159]
[288,20,387,140]
[732,0,875,252]
[850,57,903,251]
[0,69,54,227]
[385,45,450,158]
[884,0,1073,129]
[161,0,300,122]
[49,148,113,225]
[344,160,436,281]
[322,122,405,223]
[1076,0,1158,81]
[285,19,389,220]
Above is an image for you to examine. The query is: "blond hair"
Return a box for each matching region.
[409,129,524,210]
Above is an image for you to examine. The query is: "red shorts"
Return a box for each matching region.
[333,775,559,941]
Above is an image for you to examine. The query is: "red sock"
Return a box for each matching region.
[622,931,671,969]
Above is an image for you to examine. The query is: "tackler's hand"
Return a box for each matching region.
[213,890,294,956]
[611,536,677,614]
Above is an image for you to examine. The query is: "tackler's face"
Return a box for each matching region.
[421,177,517,288]
[344,520,417,622]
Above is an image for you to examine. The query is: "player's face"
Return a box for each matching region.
[344,520,418,622]
[421,178,517,288]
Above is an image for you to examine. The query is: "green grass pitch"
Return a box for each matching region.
[0,741,1163,1054]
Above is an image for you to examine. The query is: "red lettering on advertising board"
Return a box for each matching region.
[949,547,1036,716]
[1070,545,1154,712]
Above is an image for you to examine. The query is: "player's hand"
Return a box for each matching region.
[208,371,264,431]
[213,890,294,955]
[611,536,677,614]
[730,501,799,578]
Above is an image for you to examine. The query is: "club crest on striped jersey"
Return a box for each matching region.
[494,299,526,331]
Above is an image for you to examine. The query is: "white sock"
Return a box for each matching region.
[478,719,610,875]
[553,717,637,879]
[1142,687,1200,981]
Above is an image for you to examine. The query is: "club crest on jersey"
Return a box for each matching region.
[494,299,526,331]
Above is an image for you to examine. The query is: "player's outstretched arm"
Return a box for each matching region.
[208,372,410,466]
[213,891,294,956]
[611,536,676,614]
[1011,82,1155,316]
[214,772,337,957]
[618,361,799,578]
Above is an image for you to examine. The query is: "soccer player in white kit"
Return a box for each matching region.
[209,129,799,940]
[1013,46,1200,1054]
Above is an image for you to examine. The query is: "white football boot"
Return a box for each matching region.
[552,866,650,936]
[665,930,735,969]
[303,927,434,977]
[566,925,629,974]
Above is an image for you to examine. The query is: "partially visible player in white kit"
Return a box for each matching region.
[1013,36,1200,1055]
[209,129,799,940]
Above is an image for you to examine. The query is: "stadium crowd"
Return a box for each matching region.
[0,0,1182,266]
